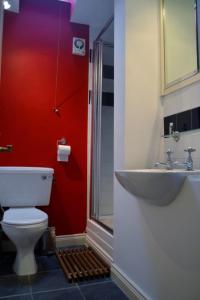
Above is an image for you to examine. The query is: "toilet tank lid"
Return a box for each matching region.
[2,208,48,225]
[0,167,54,174]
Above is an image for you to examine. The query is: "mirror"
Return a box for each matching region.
[161,0,200,95]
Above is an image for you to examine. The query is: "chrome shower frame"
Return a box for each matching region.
[90,16,114,232]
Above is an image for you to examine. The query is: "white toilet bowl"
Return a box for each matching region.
[1,207,48,276]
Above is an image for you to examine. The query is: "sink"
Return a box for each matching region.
[115,169,200,206]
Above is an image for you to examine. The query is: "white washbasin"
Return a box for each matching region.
[115,169,200,206]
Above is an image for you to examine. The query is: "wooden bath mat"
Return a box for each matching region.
[56,246,110,282]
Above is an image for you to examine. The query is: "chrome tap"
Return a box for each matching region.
[174,147,196,171]
[154,149,174,170]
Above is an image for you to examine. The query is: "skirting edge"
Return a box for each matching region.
[56,233,86,248]
[111,264,149,300]
[86,234,113,266]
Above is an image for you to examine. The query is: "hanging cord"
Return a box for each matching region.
[52,3,87,113]
[53,3,62,114]
[0,205,4,222]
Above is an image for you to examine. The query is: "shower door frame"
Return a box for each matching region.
[91,39,103,221]
[90,40,114,233]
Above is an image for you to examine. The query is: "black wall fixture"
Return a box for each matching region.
[102,64,114,107]
[103,65,114,80]
[102,92,114,106]
[164,107,200,135]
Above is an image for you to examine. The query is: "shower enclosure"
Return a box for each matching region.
[91,18,114,232]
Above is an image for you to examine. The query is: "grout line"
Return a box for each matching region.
[30,292,34,300]
[0,293,31,299]
[76,278,112,288]
[0,273,16,279]
[77,285,87,300]
[30,268,61,276]
[28,275,33,295]
[31,286,77,295]
[0,267,60,279]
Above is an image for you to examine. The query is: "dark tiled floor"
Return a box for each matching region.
[0,252,129,300]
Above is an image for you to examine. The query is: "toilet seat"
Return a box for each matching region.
[2,207,48,226]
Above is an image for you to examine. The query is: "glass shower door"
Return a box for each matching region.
[91,38,114,232]
[91,40,103,222]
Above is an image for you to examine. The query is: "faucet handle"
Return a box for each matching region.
[184,147,196,153]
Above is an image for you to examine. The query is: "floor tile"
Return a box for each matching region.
[0,253,59,277]
[0,253,129,300]
[80,281,129,300]
[36,255,60,272]
[0,275,30,298]
[32,287,83,300]
[30,270,74,293]
[0,253,15,276]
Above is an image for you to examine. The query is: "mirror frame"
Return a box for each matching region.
[160,0,200,95]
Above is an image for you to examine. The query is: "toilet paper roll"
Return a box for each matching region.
[57,145,71,162]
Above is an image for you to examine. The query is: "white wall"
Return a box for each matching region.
[114,0,200,299]
[123,0,163,168]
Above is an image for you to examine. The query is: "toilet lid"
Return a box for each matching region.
[2,208,48,225]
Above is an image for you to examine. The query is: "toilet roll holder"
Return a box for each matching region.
[57,138,67,146]
[57,138,71,162]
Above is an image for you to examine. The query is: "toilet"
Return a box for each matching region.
[0,167,54,276]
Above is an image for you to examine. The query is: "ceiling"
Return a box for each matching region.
[70,0,114,41]
[101,20,114,44]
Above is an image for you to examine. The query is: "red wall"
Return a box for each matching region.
[0,0,89,235]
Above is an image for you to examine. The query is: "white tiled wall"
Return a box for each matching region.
[100,106,114,216]
[163,81,200,169]
[102,46,114,94]
[103,46,114,66]
[99,44,114,217]
[102,78,114,93]
[163,81,200,116]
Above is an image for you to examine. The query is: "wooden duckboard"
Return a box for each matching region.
[56,246,110,282]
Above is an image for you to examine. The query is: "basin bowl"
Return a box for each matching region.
[115,169,200,206]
